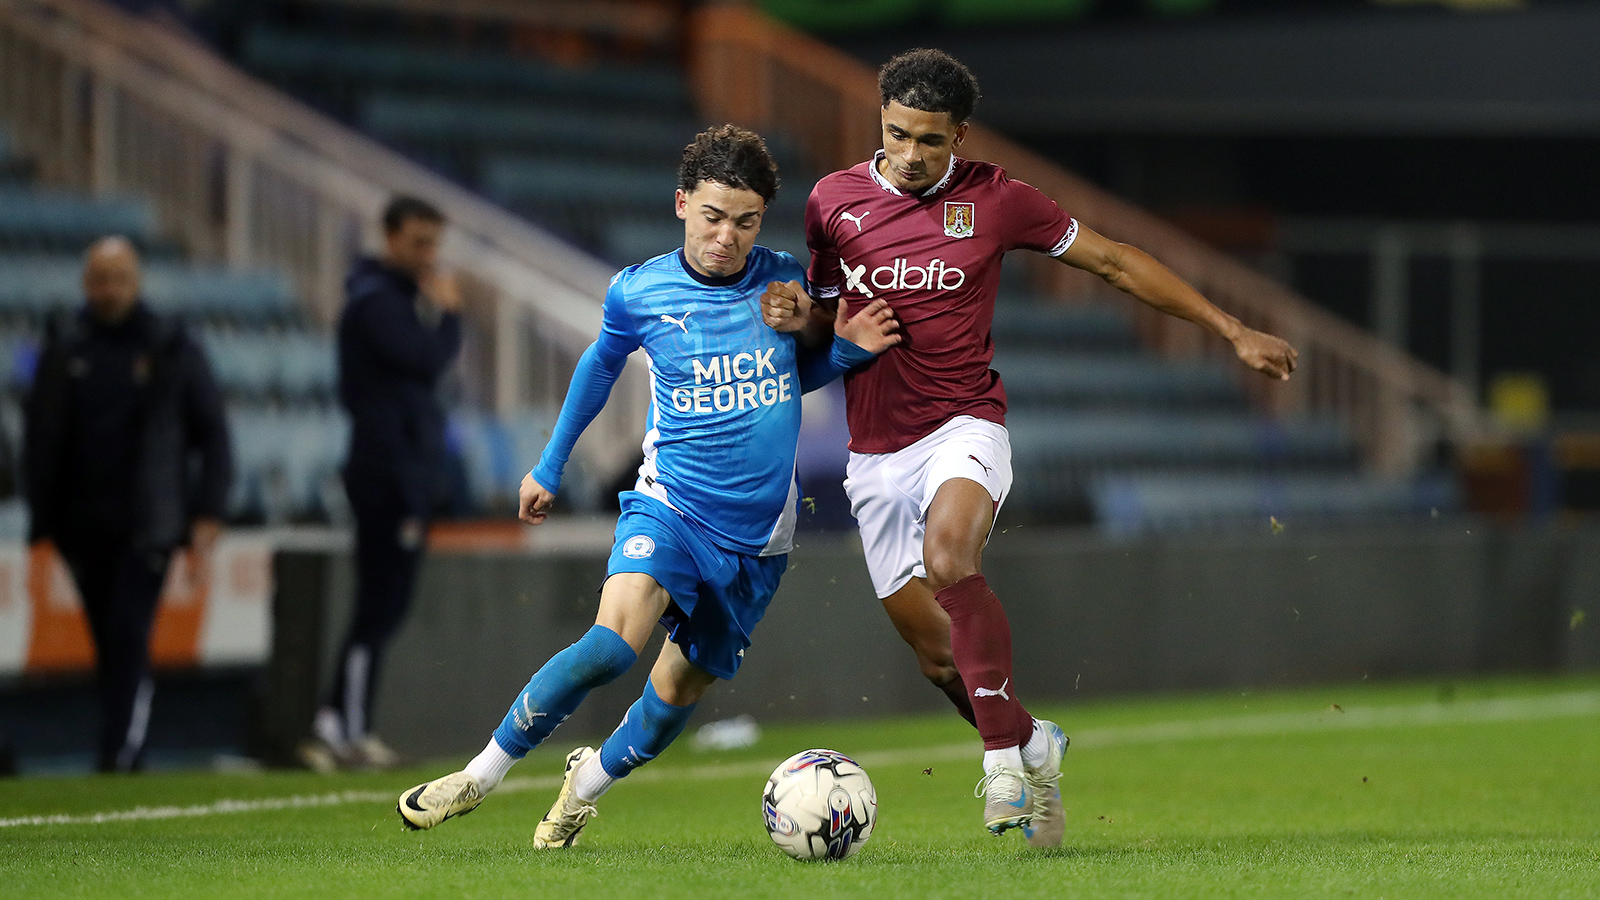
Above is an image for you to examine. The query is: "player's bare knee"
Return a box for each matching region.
[922,552,978,592]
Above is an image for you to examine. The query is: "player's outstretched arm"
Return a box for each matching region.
[1060,225,1299,380]
[519,472,556,525]
[794,297,900,393]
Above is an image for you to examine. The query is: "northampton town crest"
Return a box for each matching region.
[943,201,975,238]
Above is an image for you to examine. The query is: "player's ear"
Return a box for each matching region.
[674,188,688,220]
[952,121,969,149]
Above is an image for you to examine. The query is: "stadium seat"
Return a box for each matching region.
[1085,471,1460,536]
[995,351,1243,410]
[0,189,155,252]
[360,97,703,165]
[240,28,690,112]
[482,157,676,209]
[0,256,295,323]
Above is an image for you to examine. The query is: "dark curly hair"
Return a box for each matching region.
[678,125,780,203]
[878,48,981,125]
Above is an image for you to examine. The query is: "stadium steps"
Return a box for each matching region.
[238,27,691,120]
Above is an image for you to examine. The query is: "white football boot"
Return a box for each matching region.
[1020,720,1070,848]
[975,764,1033,836]
[397,771,485,830]
[532,747,600,849]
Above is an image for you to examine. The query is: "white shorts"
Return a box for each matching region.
[843,416,1013,599]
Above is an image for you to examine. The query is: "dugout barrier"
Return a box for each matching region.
[260,522,1600,764]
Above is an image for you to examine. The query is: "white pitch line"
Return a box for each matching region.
[3,690,1595,830]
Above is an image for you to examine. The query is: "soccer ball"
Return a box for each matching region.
[762,748,876,861]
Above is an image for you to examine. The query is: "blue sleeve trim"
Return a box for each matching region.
[797,335,875,394]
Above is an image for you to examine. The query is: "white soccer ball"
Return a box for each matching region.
[762,748,877,861]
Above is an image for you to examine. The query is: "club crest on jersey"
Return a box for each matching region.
[944,201,976,238]
[622,535,655,559]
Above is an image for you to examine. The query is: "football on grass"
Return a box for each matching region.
[762,748,876,860]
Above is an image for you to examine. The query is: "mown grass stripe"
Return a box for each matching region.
[3,690,1594,830]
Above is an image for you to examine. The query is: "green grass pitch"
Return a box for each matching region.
[3,675,1598,899]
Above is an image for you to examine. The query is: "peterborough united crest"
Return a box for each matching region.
[943,201,975,238]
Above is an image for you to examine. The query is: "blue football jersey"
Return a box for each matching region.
[534,246,825,556]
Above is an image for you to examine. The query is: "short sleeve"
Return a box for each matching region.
[1000,176,1079,257]
[805,186,842,300]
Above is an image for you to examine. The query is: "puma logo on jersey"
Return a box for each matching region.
[840,209,871,232]
[842,263,874,299]
[660,312,692,333]
[968,455,993,476]
[973,678,1010,701]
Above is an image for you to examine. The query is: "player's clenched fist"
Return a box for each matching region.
[835,298,902,354]
[761,280,812,332]
[519,472,556,525]
[1232,328,1299,381]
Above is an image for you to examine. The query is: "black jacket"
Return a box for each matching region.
[24,304,232,551]
[337,258,461,518]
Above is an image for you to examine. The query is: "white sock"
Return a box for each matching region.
[1020,719,1049,768]
[313,707,345,750]
[982,746,1024,773]
[464,738,518,793]
[573,752,616,803]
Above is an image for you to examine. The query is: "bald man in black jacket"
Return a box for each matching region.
[24,236,232,773]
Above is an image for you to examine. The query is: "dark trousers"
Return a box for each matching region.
[57,538,170,773]
[326,504,425,741]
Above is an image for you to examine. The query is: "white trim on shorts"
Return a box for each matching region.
[843,415,1013,599]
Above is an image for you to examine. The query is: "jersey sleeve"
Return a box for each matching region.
[804,185,842,300]
[529,277,643,494]
[1000,176,1080,258]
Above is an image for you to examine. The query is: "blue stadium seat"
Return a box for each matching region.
[449,409,555,511]
[1006,410,1355,471]
[990,299,1140,352]
[360,97,701,163]
[193,328,335,397]
[1086,471,1460,536]
[995,351,1244,410]
[0,189,155,250]
[226,405,348,522]
[0,256,295,322]
[482,157,676,208]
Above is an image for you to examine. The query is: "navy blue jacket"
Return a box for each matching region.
[25,303,232,551]
[337,258,462,518]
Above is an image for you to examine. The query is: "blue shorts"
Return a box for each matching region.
[607,491,787,680]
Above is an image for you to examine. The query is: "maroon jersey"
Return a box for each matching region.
[806,152,1079,453]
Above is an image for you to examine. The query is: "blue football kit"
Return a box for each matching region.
[490,245,874,781]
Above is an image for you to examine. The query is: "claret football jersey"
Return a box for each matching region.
[806,150,1079,454]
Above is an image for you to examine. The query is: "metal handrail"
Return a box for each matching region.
[0,0,650,493]
[689,5,1489,473]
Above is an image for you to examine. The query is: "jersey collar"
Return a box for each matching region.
[869,149,958,199]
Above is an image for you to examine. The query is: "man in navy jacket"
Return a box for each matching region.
[24,236,232,773]
[307,196,462,770]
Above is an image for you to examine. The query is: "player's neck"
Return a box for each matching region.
[677,247,748,287]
